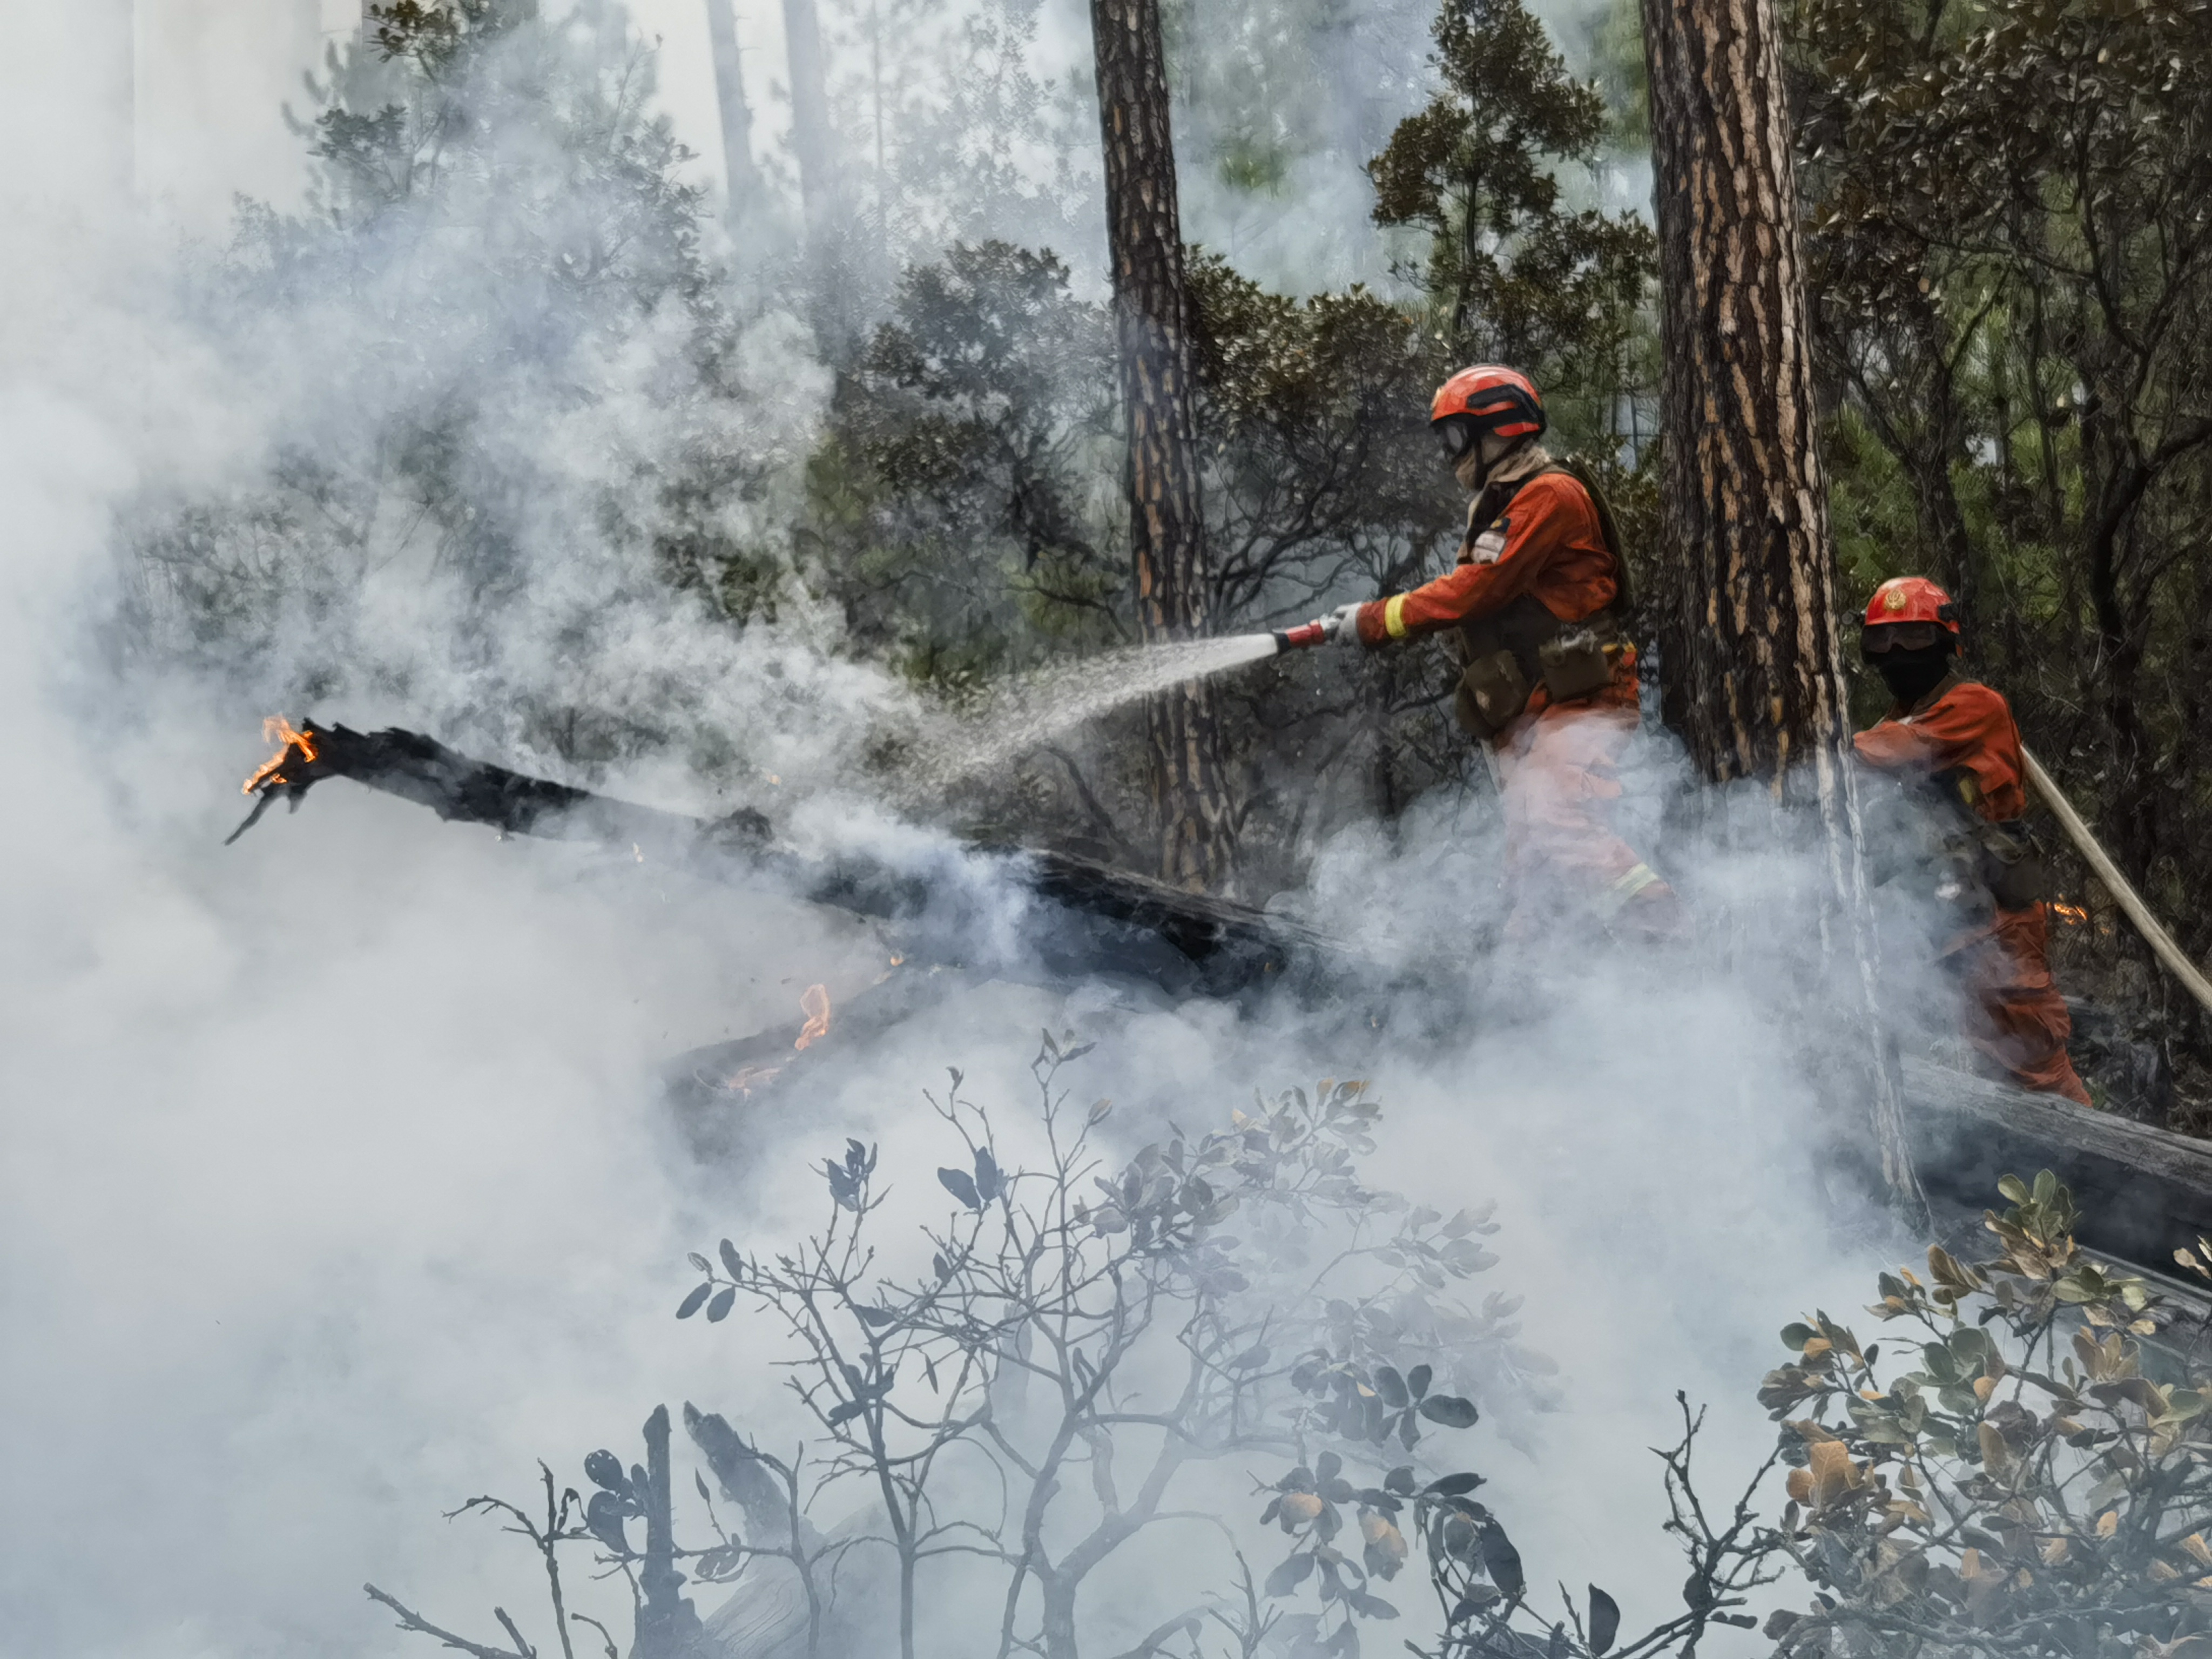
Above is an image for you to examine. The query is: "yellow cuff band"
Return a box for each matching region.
[1596,863,1662,915]
[1383,594,1410,639]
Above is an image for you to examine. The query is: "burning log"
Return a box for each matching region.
[229,718,1334,1001]
[230,720,2210,1286]
[793,984,832,1050]
[239,716,318,797]
[228,719,711,851]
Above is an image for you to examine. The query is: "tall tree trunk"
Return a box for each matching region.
[1642,0,1927,1220]
[1087,0,1239,891]
[781,0,835,244]
[703,0,764,233]
[781,0,852,353]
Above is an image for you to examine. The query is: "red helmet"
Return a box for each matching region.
[1431,365,1546,456]
[1862,576,1959,633]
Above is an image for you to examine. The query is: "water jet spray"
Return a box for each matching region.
[889,617,1345,798]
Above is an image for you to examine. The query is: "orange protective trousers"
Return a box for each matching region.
[1947,902,2091,1106]
[1852,677,2088,1106]
[1493,703,1681,939]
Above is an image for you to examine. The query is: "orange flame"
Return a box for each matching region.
[242,717,318,795]
[795,983,832,1051]
[2051,901,2088,926]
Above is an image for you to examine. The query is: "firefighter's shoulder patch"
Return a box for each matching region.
[1469,518,1510,564]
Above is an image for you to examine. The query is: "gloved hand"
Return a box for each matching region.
[1326,602,1367,648]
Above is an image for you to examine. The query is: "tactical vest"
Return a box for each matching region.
[1891,673,2051,918]
[1451,459,1634,740]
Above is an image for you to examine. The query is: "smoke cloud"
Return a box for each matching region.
[0,6,1941,1659]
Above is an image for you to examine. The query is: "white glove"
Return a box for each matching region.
[1326,602,1367,648]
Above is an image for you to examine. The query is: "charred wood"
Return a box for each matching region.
[230,726,2212,1286]
[228,721,1332,1002]
[1905,1056,2212,1276]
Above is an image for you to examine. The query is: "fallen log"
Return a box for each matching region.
[227,719,1334,1002]
[1903,1055,2212,1273]
[231,721,2212,1285]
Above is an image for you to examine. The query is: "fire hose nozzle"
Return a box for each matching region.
[1272,621,1331,652]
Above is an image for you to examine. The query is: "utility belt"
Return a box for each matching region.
[1862,758,2050,935]
[1949,814,2048,914]
[1451,595,1626,740]
[1916,761,2046,915]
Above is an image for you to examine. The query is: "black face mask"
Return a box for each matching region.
[1871,643,1954,706]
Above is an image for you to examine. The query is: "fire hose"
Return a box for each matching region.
[2022,746,2212,1018]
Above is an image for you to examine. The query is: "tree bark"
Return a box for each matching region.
[1643,0,1850,788]
[1087,0,1239,891]
[703,0,764,233]
[780,0,835,245]
[231,721,1331,998]
[1642,0,1928,1220]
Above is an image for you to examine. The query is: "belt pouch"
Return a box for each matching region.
[1455,649,1529,738]
[1537,629,1613,702]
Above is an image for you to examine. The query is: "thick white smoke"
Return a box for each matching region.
[0,7,1943,1659]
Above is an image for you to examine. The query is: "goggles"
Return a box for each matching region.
[1860,621,1951,655]
[1432,415,1479,458]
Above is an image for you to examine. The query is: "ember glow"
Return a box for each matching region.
[240,717,316,795]
[2052,901,2089,926]
[794,983,832,1050]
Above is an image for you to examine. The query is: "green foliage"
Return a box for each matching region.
[1799,0,2212,1008]
[1582,0,1651,148]
[817,241,1122,684]
[820,237,1487,858]
[314,0,705,302]
[1186,252,1460,618]
[128,0,800,779]
[670,1054,1550,1657]
[1367,0,1655,394]
[1756,1170,2212,1659]
[1163,0,1430,228]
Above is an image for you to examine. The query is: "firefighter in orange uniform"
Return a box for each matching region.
[1327,366,1683,940]
[1851,576,2092,1105]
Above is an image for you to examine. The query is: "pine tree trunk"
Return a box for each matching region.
[1641,0,1928,1220]
[1087,0,1239,891]
[704,0,764,233]
[780,0,835,242]
[1643,0,1848,786]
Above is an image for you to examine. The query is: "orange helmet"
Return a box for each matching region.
[1862,576,1959,633]
[1431,365,1545,457]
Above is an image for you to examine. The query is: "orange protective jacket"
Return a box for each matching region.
[1852,675,2089,1105]
[1852,676,2028,822]
[1352,467,1637,720]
